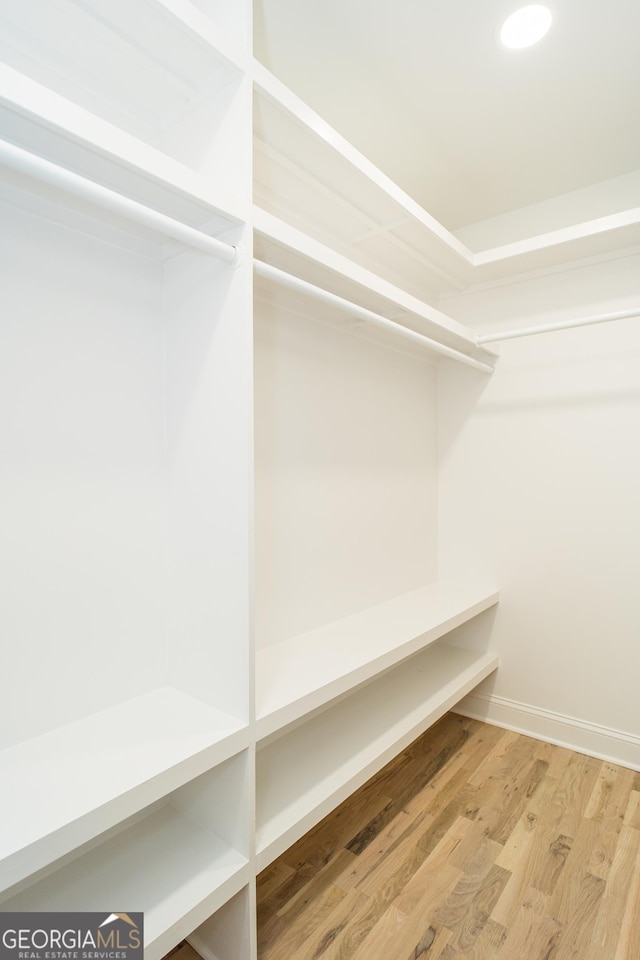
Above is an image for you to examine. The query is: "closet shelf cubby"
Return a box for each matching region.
[1,753,251,960]
[256,582,498,741]
[256,642,498,871]
[0,689,248,892]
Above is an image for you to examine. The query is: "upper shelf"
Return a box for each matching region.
[253,61,470,302]
[0,65,247,233]
[0,687,248,892]
[0,0,247,126]
[0,0,252,232]
[254,208,497,370]
[253,60,640,300]
[255,581,499,741]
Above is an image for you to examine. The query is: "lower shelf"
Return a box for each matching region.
[255,581,499,740]
[0,755,251,960]
[0,687,248,892]
[255,642,498,871]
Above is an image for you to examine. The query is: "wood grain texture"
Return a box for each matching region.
[257,713,640,960]
[163,945,201,960]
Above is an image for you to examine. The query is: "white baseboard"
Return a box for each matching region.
[454,691,640,771]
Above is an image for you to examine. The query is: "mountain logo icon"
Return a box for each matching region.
[99,914,139,930]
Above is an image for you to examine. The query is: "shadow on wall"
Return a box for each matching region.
[444,605,498,655]
[437,358,494,460]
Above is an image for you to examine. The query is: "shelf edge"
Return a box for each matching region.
[256,587,499,741]
[253,207,497,361]
[0,698,250,894]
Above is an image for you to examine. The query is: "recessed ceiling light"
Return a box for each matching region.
[500,5,552,49]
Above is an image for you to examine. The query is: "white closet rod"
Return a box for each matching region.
[477,307,640,343]
[0,139,239,265]
[254,260,495,374]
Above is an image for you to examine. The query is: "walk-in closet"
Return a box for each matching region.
[1,1,639,957]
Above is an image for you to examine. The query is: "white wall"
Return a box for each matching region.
[0,203,166,748]
[0,204,253,746]
[254,302,439,647]
[438,253,640,767]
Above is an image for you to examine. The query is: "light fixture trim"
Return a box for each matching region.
[500,4,552,49]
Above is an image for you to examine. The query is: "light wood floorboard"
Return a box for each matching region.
[257,713,640,960]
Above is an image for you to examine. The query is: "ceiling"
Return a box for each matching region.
[253,0,640,235]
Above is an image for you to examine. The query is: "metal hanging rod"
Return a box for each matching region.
[477,307,640,344]
[254,259,495,374]
[0,139,239,265]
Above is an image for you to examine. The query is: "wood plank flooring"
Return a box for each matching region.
[257,713,640,960]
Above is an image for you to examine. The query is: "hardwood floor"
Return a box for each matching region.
[257,713,640,960]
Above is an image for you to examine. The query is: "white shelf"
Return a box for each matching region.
[253,60,471,301]
[0,0,246,129]
[0,0,252,238]
[253,60,640,299]
[0,804,250,960]
[0,64,247,240]
[0,688,248,891]
[471,212,640,283]
[256,582,499,740]
[254,207,498,367]
[256,642,498,871]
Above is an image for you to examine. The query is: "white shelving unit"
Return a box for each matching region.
[256,643,498,871]
[1,8,507,960]
[253,265,500,876]
[0,690,248,891]
[256,583,499,740]
[251,56,505,902]
[2,754,251,960]
[1,2,253,959]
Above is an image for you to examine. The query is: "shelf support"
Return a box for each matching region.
[254,260,495,374]
[477,307,640,343]
[0,139,240,265]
